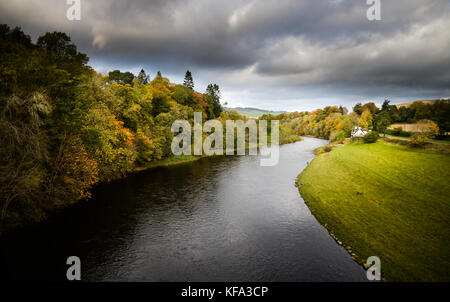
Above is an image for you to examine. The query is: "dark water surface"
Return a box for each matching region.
[0,137,366,281]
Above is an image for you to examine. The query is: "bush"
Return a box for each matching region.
[410,120,439,146]
[330,129,347,143]
[391,127,403,136]
[410,133,431,146]
[324,145,333,152]
[363,131,379,143]
[386,128,411,137]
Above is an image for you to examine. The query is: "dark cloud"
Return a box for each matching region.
[1,0,449,110]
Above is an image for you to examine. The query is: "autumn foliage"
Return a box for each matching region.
[0,25,223,233]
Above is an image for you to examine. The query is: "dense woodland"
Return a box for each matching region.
[0,25,235,232]
[0,25,449,233]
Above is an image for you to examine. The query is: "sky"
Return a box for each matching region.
[1,0,450,111]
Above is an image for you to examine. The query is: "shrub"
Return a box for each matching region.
[410,133,428,146]
[330,129,347,143]
[363,131,379,143]
[386,128,412,137]
[391,127,403,136]
[324,145,333,152]
[410,120,439,146]
[336,130,347,142]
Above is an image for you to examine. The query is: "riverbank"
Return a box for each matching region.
[134,155,202,171]
[296,141,450,281]
[0,154,203,236]
[1,136,302,236]
[1,136,367,281]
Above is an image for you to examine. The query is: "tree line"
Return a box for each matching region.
[0,25,228,233]
[262,98,449,145]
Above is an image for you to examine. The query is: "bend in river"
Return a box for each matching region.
[0,137,366,281]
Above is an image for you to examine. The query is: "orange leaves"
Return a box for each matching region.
[58,135,99,201]
[121,127,135,146]
[109,113,135,146]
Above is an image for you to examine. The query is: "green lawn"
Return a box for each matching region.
[297,141,450,281]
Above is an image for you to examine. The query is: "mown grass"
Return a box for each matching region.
[297,141,450,281]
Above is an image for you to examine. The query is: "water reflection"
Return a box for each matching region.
[0,137,366,281]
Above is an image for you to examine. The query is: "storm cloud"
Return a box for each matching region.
[1,0,449,110]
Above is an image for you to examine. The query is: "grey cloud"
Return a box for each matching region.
[0,0,449,110]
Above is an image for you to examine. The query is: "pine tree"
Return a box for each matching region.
[137,69,149,84]
[205,84,222,118]
[183,70,194,89]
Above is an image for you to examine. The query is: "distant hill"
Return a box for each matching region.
[225,107,287,118]
[396,99,448,108]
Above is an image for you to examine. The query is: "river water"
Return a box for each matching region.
[0,137,366,281]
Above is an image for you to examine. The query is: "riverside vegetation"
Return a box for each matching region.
[0,25,301,234]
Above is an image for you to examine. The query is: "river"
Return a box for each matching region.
[0,137,366,281]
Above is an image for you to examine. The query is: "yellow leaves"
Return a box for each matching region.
[130,103,142,112]
[415,119,439,135]
[359,109,373,129]
[136,129,154,147]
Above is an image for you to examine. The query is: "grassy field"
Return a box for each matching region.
[297,141,450,281]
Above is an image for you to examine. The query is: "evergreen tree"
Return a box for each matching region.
[382,99,391,111]
[183,70,194,89]
[373,111,391,136]
[206,84,222,118]
[137,69,149,84]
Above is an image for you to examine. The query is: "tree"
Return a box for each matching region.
[380,99,401,123]
[410,120,439,145]
[137,69,149,84]
[373,111,391,136]
[173,85,196,107]
[205,84,222,118]
[37,31,88,67]
[382,99,391,111]
[151,92,170,116]
[0,93,50,223]
[363,131,379,143]
[399,106,415,123]
[433,100,450,135]
[353,103,363,115]
[361,102,379,114]
[183,70,194,89]
[359,110,373,129]
[108,70,135,85]
[414,102,433,120]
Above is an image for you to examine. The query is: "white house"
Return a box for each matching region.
[351,127,370,138]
